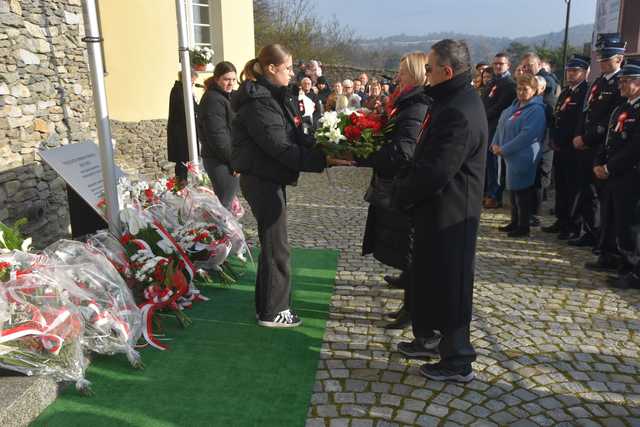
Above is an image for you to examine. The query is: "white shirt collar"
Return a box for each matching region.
[604,69,621,80]
[628,95,640,105]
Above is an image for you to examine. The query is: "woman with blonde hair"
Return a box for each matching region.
[360,51,432,328]
[231,44,350,327]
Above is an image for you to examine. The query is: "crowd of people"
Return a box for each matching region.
[166,33,640,383]
[475,33,640,291]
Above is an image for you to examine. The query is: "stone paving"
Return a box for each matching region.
[241,167,640,427]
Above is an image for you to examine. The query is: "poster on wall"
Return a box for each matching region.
[593,0,621,48]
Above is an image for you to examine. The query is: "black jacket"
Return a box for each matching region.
[596,98,640,178]
[198,85,234,164]
[167,81,198,163]
[361,86,431,269]
[230,77,326,185]
[576,70,624,148]
[551,80,588,150]
[482,73,516,136]
[394,72,488,331]
[373,86,432,179]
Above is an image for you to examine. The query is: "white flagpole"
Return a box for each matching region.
[175,0,200,166]
[81,0,121,235]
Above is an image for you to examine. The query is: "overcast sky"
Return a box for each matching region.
[310,0,597,39]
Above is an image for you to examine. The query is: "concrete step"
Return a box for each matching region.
[0,372,58,427]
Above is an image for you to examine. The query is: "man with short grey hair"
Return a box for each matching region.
[394,39,488,382]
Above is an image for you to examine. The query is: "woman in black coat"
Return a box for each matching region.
[361,52,431,329]
[231,44,349,328]
[167,72,199,183]
[198,62,238,209]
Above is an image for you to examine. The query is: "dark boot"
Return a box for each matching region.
[542,221,562,233]
[568,233,596,247]
[585,254,620,272]
[384,308,411,329]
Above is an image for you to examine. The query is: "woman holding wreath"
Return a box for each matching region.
[231,44,350,328]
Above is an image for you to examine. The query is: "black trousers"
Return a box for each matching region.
[202,157,239,210]
[240,175,291,318]
[554,150,579,229]
[174,161,188,181]
[510,187,533,229]
[572,149,599,236]
[439,325,476,371]
[598,173,640,256]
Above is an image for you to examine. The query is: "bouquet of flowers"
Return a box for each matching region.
[0,269,89,392]
[42,240,143,367]
[315,110,390,158]
[190,46,214,67]
[86,230,132,281]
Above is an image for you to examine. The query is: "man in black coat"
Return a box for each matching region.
[394,39,488,383]
[482,52,516,208]
[542,55,590,239]
[569,33,626,248]
[588,59,640,274]
[167,72,199,184]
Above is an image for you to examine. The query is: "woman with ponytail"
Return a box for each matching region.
[231,44,350,328]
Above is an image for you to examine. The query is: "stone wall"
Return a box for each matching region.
[0,1,174,246]
[112,119,172,180]
[0,0,94,247]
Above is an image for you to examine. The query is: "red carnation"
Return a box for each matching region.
[166,178,176,191]
[344,125,362,141]
[0,262,10,269]
[144,188,154,201]
[120,233,134,245]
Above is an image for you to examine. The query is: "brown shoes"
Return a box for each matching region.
[483,197,499,209]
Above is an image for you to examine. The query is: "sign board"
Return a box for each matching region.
[593,0,621,48]
[38,141,124,217]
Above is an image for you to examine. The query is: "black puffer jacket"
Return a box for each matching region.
[372,86,431,178]
[361,86,431,269]
[198,84,234,164]
[231,77,326,185]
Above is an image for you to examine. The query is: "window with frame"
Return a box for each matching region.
[186,0,212,49]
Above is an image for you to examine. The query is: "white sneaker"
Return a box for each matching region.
[258,309,302,328]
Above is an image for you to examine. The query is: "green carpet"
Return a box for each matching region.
[32,248,338,427]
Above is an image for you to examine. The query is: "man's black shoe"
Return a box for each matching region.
[383,275,404,289]
[592,247,602,255]
[419,362,475,383]
[568,234,596,247]
[557,230,572,240]
[610,272,640,289]
[585,256,619,273]
[530,216,541,227]
[507,227,530,238]
[384,309,411,329]
[498,223,517,232]
[397,336,441,359]
[542,221,561,233]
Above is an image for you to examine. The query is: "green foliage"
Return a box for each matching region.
[0,218,30,251]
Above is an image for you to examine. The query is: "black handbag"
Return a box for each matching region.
[364,174,395,209]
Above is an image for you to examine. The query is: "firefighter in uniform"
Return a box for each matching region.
[543,54,590,239]
[587,59,640,274]
[568,33,626,248]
